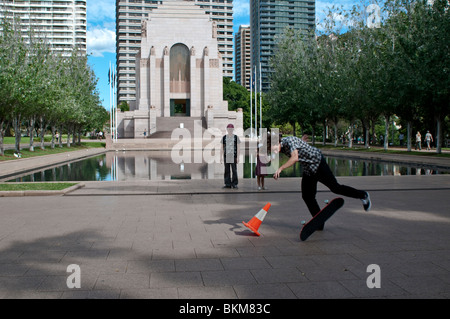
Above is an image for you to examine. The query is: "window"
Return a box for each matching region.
[170,43,190,93]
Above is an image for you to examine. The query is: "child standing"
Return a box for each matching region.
[256,145,269,190]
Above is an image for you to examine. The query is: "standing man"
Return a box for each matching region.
[222,124,240,189]
[272,135,371,230]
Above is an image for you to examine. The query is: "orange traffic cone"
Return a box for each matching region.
[242,203,271,236]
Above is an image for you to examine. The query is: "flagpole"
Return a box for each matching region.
[250,66,253,139]
[109,62,112,140]
[259,62,262,138]
[254,65,257,140]
[114,67,117,142]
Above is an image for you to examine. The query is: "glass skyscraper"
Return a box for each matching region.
[250,0,315,91]
[0,0,87,57]
[235,25,251,90]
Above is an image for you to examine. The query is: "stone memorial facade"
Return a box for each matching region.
[117,0,243,139]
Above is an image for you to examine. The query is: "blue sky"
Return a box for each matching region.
[86,0,357,111]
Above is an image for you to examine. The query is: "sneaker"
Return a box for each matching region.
[258,186,261,190]
[223,185,231,189]
[361,191,371,211]
[232,185,238,189]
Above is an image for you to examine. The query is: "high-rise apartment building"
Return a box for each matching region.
[116,0,233,107]
[250,0,315,91]
[0,0,87,56]
[235,25,251,91]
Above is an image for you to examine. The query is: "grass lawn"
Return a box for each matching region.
[317,144,450,158]
[2,136,57,144]
[0,141,105,161]
[0,183,78,191]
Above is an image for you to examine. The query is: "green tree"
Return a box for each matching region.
[383,0,449,152]
[267,28,313,136]
[222,77,251,129]
[0,17,108,154]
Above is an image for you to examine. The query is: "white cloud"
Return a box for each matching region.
[315,1,359,33]
[86,0,116,56]
[233,0,249,18]
[87,27,115,57]
[87,0,115,24]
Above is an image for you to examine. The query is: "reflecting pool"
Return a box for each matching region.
[7,150,449,182]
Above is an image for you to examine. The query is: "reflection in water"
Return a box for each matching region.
[7,150,449,182]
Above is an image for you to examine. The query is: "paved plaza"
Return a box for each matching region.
[1,166,450,298]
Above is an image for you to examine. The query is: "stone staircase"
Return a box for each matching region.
[150,117,206,139]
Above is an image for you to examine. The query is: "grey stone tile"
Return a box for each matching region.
[150,272,203,288]
[201,270,257,286]
[233,283,297,299]
[288,281,355,299]
[178,286,237,299]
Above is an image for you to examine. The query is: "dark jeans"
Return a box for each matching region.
[301,156,366,217]
[224,160,238,187]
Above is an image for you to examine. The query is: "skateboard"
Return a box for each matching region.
[300,197,344,241]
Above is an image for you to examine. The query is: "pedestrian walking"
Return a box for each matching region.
[399,133,404,147]
[272,135,371,230]
[425,130,433,151]
[415,131,422,150]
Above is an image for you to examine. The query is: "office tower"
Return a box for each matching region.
[116,0,233,108]
[0,0,87,56]
[235,25,251,91]
[250,0,315,91]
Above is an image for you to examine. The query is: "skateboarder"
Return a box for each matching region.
[272,135,371,229]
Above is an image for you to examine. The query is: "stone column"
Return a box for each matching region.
[190,46,199,117]
[149,46,156,109]
[163,46,170,117]
[203,46,209,112]
[138,58,149,110]
[149,105,157,134]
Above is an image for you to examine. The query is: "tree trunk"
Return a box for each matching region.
[72,125,76,145]
[407,121,412,152]
[435,115,442,154]
[67,127,71,148]
[0,120,5,156]
[28,116,35,152]
[51,125,56,149]
[59,126,63,148]
[13,115,22,154]
[370,119,376,146]
[311,126,316,146]
[365,126,370,149]
[39,116,46,150]
[384,115,390,151]
[348,122,353,148]
[333,118,338,147]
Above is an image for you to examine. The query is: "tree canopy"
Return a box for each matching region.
[0,18,108,155]
[266,0,449,152]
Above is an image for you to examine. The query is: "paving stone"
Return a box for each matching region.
[1,164,449,299]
